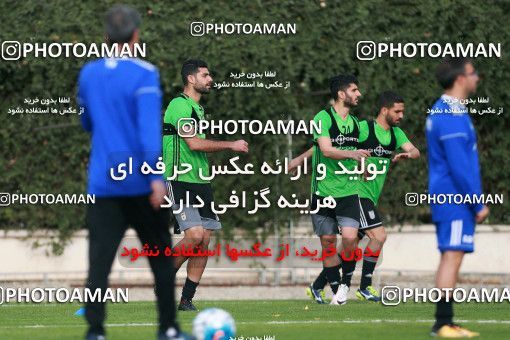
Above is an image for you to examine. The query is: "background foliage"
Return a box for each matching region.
[1,0,509,254]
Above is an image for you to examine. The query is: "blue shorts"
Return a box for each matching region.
[435,218,475,253]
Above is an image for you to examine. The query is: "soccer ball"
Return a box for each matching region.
[192,308,236,340]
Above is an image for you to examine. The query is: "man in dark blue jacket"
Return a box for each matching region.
[78,5,185,340]
[426,57,489,338]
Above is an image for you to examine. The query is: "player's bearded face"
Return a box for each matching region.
[386,103,405,126]
[193,68,214,94]
[341,85,361,107]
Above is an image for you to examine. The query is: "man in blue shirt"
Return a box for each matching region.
[78,5,186,340]
[426,57,489,338]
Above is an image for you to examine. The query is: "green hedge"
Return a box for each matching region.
[1,0,508,254]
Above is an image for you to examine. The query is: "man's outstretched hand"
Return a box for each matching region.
[230,140,249,153]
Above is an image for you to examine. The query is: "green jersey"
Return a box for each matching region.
[311,107,361,198]
[358,120,410,205]
[162,93,210,184]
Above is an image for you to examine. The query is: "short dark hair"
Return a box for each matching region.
[436,57,472,90]
[181,59,208,85]
[330,74,358,100]
[377,90,404,110]
[105,4,141,44]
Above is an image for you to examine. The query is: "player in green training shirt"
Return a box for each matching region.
[162,59,248,311]
[354,91,419,300]
[290,74,371,305]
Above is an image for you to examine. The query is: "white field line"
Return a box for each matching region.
[0,319,509,329]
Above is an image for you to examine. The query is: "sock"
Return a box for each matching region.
[324,265,341,294]
[313,259,342,291]
[340,251,357,287]
[434,298,453,328]
[360,250,379,289]
[181,278,198,301]
[312,268,328,290]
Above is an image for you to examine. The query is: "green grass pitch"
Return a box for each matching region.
[0,299,509,339]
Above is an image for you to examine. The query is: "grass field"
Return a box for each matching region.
[0,299,509,339]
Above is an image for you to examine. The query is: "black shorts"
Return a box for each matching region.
[166,180,221,234]
[311,194,361,221]
[358,197,383,230]
[310,194,361,235]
